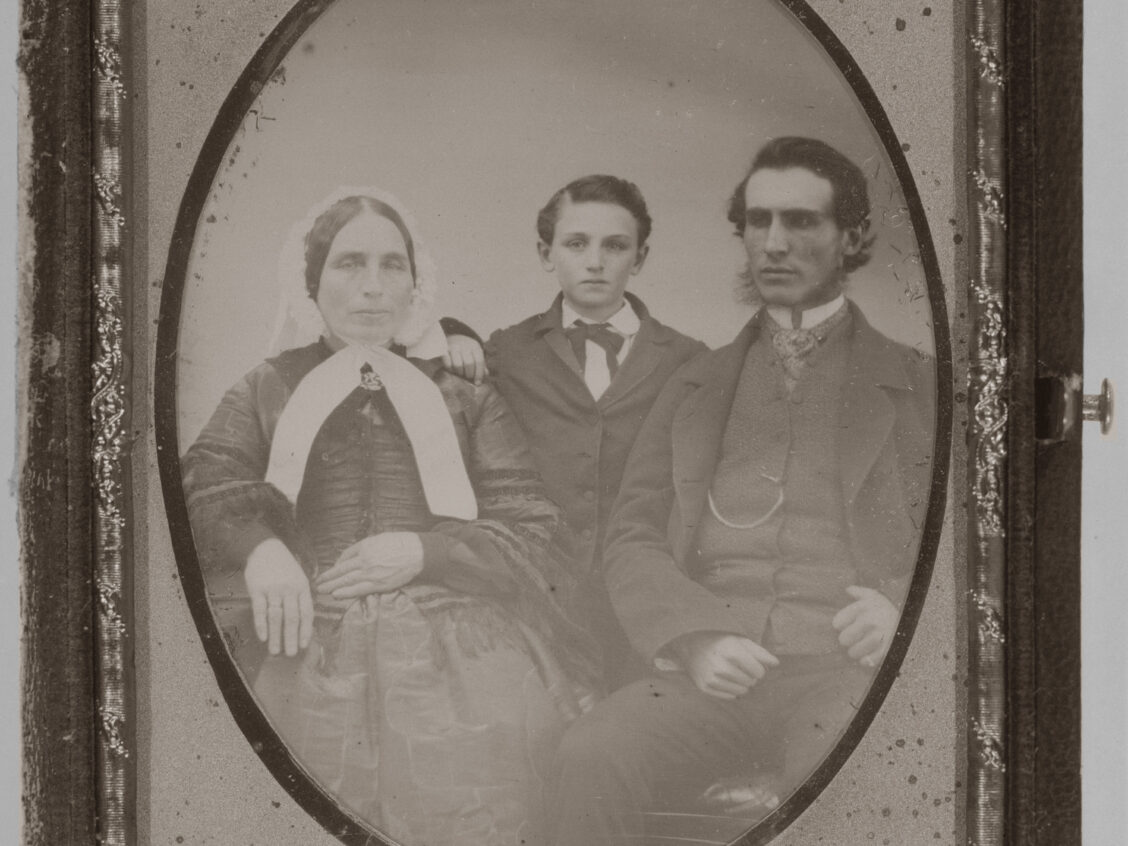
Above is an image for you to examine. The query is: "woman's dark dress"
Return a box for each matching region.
[182,342,599,846]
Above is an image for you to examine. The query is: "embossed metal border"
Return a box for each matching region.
[18,3,134,838]
[967,0,1084,841]
[92,0,134,843]
[16,0,1086,842]
[966,0,1007,842]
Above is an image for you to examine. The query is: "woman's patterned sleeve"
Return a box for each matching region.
[180,364,299,572]
[422,381,572,600]
[424,381,600,687]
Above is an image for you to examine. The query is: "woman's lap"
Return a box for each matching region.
[254,589,567,846]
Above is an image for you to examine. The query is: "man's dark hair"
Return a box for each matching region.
[726,136,874,273]
[536,174,653,247]
[304,195,416,299]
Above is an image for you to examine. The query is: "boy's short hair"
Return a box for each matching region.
[536,175,653,246]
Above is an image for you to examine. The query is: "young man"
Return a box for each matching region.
[548,138,936,845]
[486,175,706,689]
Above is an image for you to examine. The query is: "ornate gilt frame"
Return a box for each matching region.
[17,0,1082,842]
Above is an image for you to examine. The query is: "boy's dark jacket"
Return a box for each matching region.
[486,292,707,575]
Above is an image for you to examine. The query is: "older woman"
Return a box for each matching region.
[182,189,599,846]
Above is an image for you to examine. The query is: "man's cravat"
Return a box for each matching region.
[766,303,850,391]
[771,327,821,387]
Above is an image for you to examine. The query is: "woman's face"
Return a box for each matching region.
[316,211,415,349]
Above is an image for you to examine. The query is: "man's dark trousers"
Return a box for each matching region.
[549,655,871,846]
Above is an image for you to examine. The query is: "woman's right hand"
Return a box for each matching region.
[314,532,424,599]
[245,538,314,657]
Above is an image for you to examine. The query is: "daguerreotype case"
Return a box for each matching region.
[19,0,1083,843]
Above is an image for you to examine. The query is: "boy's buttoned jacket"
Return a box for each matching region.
[486,293,707,574]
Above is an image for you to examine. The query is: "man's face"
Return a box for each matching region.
[741,167,862,309]
[538,199,649,321]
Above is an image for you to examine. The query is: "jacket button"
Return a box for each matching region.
[582,490,595,501]
[580,528,593,540]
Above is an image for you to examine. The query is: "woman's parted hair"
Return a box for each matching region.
[726,136,875,274]
[303,195,417,298]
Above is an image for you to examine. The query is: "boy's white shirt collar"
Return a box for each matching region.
[561,298,641,337]
[766,294,846,330]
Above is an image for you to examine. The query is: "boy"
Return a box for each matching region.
[486,175,706,689]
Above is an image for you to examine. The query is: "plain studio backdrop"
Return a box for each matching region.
[174,0,935,447]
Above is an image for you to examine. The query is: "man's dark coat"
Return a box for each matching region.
[603,301,936,663]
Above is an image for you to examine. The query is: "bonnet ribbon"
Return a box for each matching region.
[264,339,478,521]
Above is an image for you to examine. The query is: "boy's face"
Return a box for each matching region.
[538,199,649,321]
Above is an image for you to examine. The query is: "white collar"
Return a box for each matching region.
[766,294,846,330]
[265,345,476,520]
[561,299,641,336]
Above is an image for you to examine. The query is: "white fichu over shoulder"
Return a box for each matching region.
[263,186,477,521]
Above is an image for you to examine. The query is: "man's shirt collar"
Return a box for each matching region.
[766,294,846,331]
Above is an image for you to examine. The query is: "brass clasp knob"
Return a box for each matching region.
[1035,376,1115,442]
[1081,378,1114,435]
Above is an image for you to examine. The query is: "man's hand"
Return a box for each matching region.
[245,538,314,657]
[442,334,489,385]
[832,585,899,668]
[672,632,780,700]
[314,532,424,599]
